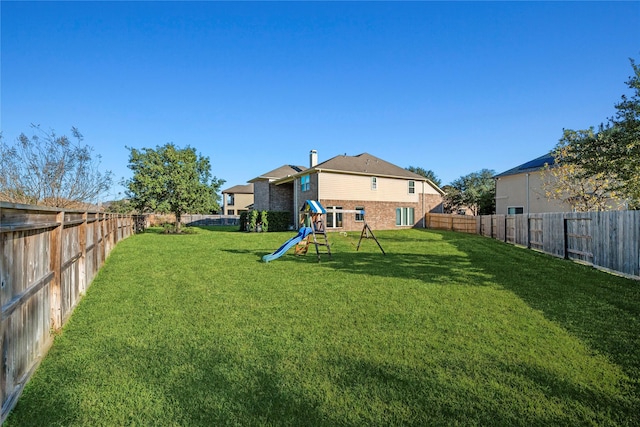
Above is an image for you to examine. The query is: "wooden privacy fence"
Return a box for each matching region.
[0,202,134,422]
[425,211,640,280]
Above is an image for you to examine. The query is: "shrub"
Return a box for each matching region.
[260,211,269,232]
[239,211,248,232]
[248,210,259,232]
[264,211,291,232]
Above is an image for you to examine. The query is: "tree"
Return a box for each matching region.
[405,166,442,187]
[540,141,623,212]
[444,169,496,215]
[105,198,137,214]
[560,58,640,207]
[0,125,113,207]
[125,143,225,231]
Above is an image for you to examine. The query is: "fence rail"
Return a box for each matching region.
[0,202,134,423]
[425,211,640,280]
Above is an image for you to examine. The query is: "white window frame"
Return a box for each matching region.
[326,206,343,228]
[371,176,377,190]
[355,206,364,222]
[395,207,415,226]
[408,180,415,194]
[507,206,524,215]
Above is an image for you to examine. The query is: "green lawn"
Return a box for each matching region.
[6,227,639,426]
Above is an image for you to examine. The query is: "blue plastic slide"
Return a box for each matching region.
[262,227,313,262]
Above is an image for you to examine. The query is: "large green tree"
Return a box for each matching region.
[559,58,640,207]
[405,166,442,187]
[444,169,496,215]
[541,142,623,212]
[0,125,113,207]
[125,143,224,231]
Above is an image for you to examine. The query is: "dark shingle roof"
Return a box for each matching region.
[249,165,308,182]
[315,153,425,180]
[222,183,254,194]
[494,153,556,178]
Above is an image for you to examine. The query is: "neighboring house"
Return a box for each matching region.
[494,153,571,215]
[250,150,444,231]
[221,183,254,216]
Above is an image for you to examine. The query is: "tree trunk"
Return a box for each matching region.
[175,212,182,232]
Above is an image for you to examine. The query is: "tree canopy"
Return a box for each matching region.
[443,169,496,215]
[125,143,225,230]
[558,58,640,208]
[405,166,442,187]
[0,125,113,208]
[541,137,623,212]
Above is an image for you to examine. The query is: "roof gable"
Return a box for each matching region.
[495,153,556,178]
[222,183,254,194]
[249,164,307,182]
[315,153,425,180]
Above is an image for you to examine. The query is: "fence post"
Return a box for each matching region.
[79,212,87,295]
[563,218,569,260]
[49,210,64,330]
[526,216,531,249]
[504,216,508,242]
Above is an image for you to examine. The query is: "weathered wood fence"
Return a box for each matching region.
[425,211,640,280]
[0,202,134,422]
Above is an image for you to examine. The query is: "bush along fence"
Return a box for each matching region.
[0,202,134,423]
[425,211,640,280]
[239,210,291,232]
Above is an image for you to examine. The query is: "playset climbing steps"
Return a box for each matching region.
[300,200,332,262]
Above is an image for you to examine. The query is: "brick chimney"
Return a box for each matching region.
[310,149,318,167]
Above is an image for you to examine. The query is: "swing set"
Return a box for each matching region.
[298,200,385,262]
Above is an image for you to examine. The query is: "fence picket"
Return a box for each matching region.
[0,202,133,423]
[425,211,639,280]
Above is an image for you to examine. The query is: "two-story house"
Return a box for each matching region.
[250,150,444,231]
[221,183,254,216]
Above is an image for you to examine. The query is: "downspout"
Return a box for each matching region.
[294,177,299,228]
[526,173,530,215]
[422,180,425,228]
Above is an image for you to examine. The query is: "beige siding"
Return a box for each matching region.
[224,192,253,215]
[318,172,436,202]
[495,171,570,215]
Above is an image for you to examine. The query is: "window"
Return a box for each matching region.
[371,176,377,190]
[355,206,364,222]
[227,194,235,206]
[395,207,415,226]
[507,207,524,214]
[408,180,415,194]
[228,210,235,215]
[326,206,343,228]
[301,175,310,192]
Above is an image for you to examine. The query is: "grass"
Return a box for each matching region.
[5,226,639,426]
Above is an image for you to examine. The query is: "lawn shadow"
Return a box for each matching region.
[432,229,640,396]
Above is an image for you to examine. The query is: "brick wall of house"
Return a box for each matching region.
[269,182,295,221]
[320,193,443,231]
[253,181,270,211]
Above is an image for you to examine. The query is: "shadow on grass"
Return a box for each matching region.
[431,230,640,396]
[12,335,608,427]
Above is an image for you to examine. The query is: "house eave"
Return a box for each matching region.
[272,168,431,185]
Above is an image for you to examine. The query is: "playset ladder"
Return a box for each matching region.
[310,216,332,262]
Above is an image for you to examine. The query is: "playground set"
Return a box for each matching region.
[262,200,385,263]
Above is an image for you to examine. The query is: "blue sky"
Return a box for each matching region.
[2,1,638,200]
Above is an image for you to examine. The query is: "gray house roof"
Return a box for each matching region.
[313,152,427,180]
[270,152,444,194]
[222,183,254,194]
[248,165,308,182]
[494,153,556,178]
